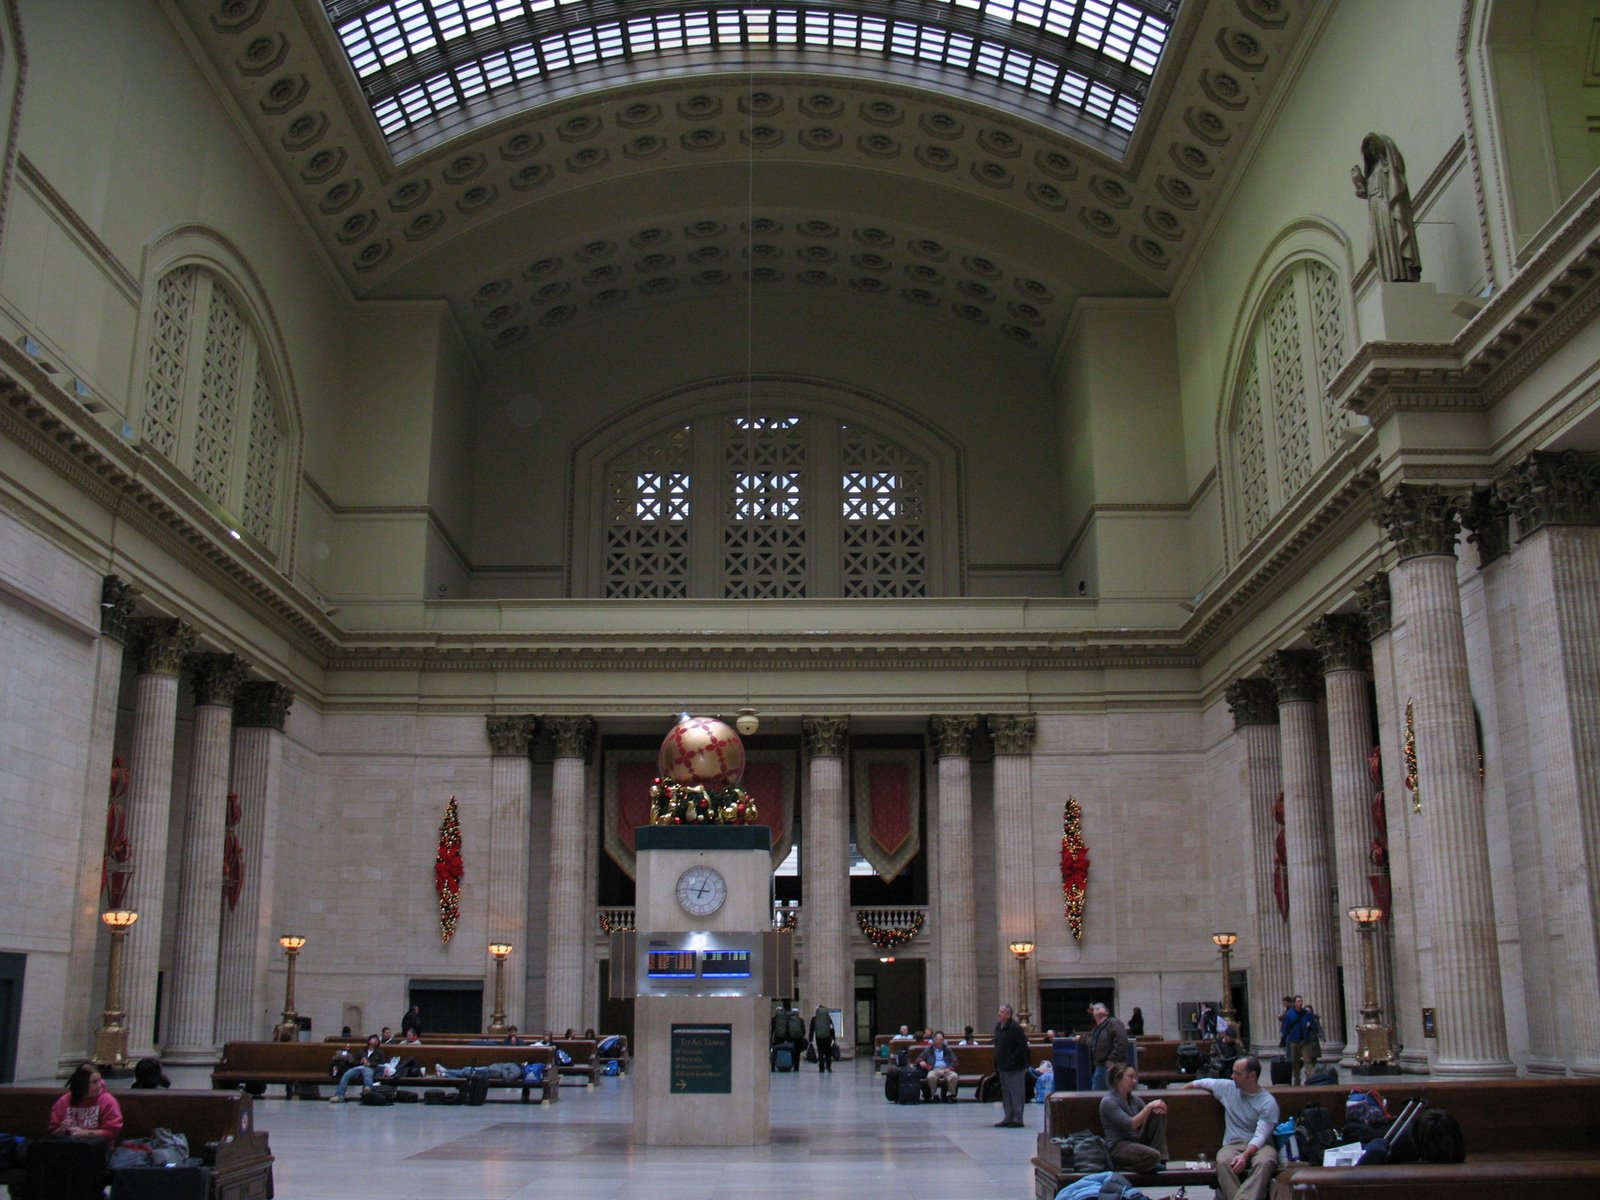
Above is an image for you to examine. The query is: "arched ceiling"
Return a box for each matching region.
[173,0,1315,367]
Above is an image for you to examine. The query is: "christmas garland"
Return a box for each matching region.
[856,909,924,950]
[598,910,635,934]
[1060,797,1089,939]
[1272,791,1289,919]
[222,791,244,911]
[1403,699,1420,814]
[649,777,759,826]
[101,755,132,909]
[435,796,463,943]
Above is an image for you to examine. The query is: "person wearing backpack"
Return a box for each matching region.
[810,1004,836,1072]
[785,1007,808,1069]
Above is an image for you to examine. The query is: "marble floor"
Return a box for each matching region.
[176,1058,1170,1200]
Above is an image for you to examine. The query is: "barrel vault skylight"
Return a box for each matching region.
[324,0,1177,149]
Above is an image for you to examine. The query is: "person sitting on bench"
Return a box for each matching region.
[1186,1055,1280,1200]
[330,1035,386,1103]
[918,1033,960,1102]
[49,1063,123,1144]
[1100,1064,1168,1173]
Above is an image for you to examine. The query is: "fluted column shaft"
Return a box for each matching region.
[216,683,292,1043]
[544,717,595,1033]
[1324,664,1376,1063]
[165,653,247,1061]
[1228,678,1287,1057]
[931,716,977,1033]
[801,716,850,1049]
[487,716,537,1031]
[122,620,194,1059]
[1268,650,1343,1057]
[989,715,1038,953]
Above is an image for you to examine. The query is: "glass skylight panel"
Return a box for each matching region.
[325,0,1175,145]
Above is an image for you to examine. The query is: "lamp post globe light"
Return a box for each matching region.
[94,910,139,1069]
[487,943,513,1035]
[1211,931,1238,1023]
[274,935,307,1042]
[1008,941,1036,1030]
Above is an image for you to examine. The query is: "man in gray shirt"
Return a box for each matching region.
[1187,1055,1279,1200]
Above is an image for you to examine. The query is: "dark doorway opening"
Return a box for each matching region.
[1038,978,1116,1036]
[854,957,925,1047]
[0,953,23,1083]
[407,980,484,1034]
[598,959,633,1047]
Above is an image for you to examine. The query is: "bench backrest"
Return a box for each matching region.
[1128,1039,1212,1073]
[217,1039,555,1073]
[0,1086,255,1142]
[553,1039,598,1065]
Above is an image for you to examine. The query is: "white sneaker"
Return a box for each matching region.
[435,1063,448,1075]
[328,1095,343,1103]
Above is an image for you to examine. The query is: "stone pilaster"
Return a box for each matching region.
[801,716,851,1049]
[1375,484,1512,1075]
[544,717,595,1033]
[1458,486,1511,570]
[1356,572,1392,640]
[487,716,537,1030]
[987,715,1037,960]
[1265,648,1343,1058]
[1310,613,1375,1065]
[1500,450,1600,1075]
[1225,678,1288,1058]
[930,715,978,1032]
[164,653,249,1062]
[122,618,195,1059]
[216,682,293,1043]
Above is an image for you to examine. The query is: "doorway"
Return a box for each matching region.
[0,953,22,1083]
[407,980,485,1034]
[854,957,925,1047]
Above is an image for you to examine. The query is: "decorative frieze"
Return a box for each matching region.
[1457,485,1510,568]
[1498,449,1600,539]
[547,716,596,760]
[132,618,195,676]
[1356,572,1392,639]
[188,652,249,707]
[1224,678,1279,727]
[1264,648,1321,703]
[1373,483,1460,561]
[802,715,850,759]
[234,681,293,730]
[927,714,977,758]
[986,713,1036,755]
[1309,613,1369,673]
[100,574,138,642]
[486,714,538,757]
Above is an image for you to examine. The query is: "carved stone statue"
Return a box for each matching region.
[1351,132,1421,283]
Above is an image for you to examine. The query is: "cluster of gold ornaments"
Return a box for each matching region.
[649,715,759,826]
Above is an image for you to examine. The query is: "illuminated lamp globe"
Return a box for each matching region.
[658,714,746,786]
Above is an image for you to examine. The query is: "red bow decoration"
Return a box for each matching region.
[101,755,133,908]
[222,791,244,910]
[435,796,463,943]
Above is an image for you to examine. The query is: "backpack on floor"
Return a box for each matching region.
[422,1089,460,1105]
[393,1087,420,1103]
[1294,1101,1342,1165]
[360,1084,397,1106]
[1304,1069,1339,1087]
[465,1074,490,1106]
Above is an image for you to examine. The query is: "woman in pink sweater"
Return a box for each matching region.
[48,1063,124,1145]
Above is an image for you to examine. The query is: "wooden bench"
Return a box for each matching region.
[875,1041,1054,1100]
[0,1086,273,1200]
[1128,1038,1212,1087]
[212,1040,560,1103]
[1032,1078,1600,1200]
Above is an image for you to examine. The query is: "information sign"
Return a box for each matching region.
[670,1023,732,1094]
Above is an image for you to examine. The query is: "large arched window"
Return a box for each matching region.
[140,265,292,558]
[1227,258,1350,549]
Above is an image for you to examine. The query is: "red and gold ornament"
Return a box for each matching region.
[1060,797,1089,939]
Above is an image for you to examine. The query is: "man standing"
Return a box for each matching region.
[401,1004,423,1039]
[1079,1002,1131,1090]
[918,1032,960,1102]
[1280,996,1310,1085]
[810,1004,836,1073]
[1186,1055,1280,1200]
[785,1007,808,1069]
[993,1004,1028,1127]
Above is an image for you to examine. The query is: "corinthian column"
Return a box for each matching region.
[487,715,538,1032]
[216,682,293,1043]
[1265,649,1343,1060]
[1224,678,1288,1056]
[164,652,249,1062]
[544,716,595,1033]
[801,716,851,1049]
[1374,484,1511,1075]
[930,715,977,1032]
[122,619,195,1059]
[988,714,1037,957]
[1499,451,1600,1076]
[1310,613,1376,1065]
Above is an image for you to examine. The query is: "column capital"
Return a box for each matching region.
[131,618,195,676]
[235,681,293,730]
[1498,449,1600,539]
[100,575,138,642]
[1356,572,1392,639]
[986,714,1037,755]
[487,715,539,757]
[547,716,596,761]
[1264,648,1321,703]
[1309,613,1370,673]
[1457,485,1511,568]
[801,715,850,759]
[188,652,249,707]
[1373,483,1460,561]
[1224,678,1278,727]
[927,715,977,758]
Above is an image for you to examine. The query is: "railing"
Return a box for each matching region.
[595,904,930,940]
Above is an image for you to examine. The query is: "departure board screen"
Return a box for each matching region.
[645,950,697,978]
[700,950,752,978]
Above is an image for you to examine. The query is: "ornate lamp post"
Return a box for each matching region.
[1348,906,1396,1072]
[487,942,513,1035]
[1008,941,1036,1030]
[273,935,307,1042]
[1211,931,1239,1024]
[94,910,139,1069]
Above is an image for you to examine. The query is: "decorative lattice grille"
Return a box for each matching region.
[1266,276,1311,498]
[840,425,927,597]
[604,426,692,598]
[243,359,282,545]
[1236,347,1269,542]
[1308,261,1348,446]
[194,284,245,504]
[723,416,806,598]
[143,267,196,459]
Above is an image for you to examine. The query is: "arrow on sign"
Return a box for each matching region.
[674,1078,687,1091]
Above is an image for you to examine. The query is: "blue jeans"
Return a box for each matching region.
[335,1065,373,1098]
[1090,1065,1109,1091]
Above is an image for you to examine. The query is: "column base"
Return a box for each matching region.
[162,1044,221,1067]
[1429,1057,1518,1079]
[1523,1057,1569,1077]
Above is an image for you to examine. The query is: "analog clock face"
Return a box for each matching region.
[675,866,727,917]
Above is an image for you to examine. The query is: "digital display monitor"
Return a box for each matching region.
[700,950,752,978]
[646,950,697,978]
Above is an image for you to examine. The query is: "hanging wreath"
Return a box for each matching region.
[1060,797,1089,939]
[101,755,132,909]
[221,791,244,911]
[435,796,463,943]
[856,909,924,950]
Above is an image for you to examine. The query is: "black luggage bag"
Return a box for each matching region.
[465,1073,490,1106]
[1270,1057,1292,1085]
[895,1065,922,1105]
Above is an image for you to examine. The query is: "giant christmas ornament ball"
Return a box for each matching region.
[658,715,746,786]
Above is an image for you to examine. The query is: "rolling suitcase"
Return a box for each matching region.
[896,1065,922,1105]
[772,1045,794,1072]
[1270,1057,1292,1085]
[465,1073,489,1106]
